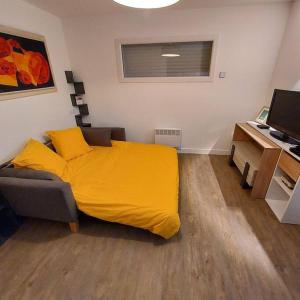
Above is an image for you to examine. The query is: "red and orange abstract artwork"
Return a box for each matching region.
[0,28,55,95]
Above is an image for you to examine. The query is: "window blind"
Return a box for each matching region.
[121,41,213,78]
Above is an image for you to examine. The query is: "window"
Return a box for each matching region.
[117,38,216,82]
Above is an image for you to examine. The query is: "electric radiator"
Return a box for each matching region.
[154,128,182,149]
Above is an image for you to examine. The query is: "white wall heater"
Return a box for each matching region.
[155,128,182,149]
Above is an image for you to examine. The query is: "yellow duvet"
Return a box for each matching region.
[66,141,180,239]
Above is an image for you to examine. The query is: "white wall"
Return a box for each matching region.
[0,0,75,163]
[268,0,300,100]
[63,3,290,153]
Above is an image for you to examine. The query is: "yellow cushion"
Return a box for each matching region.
[67,141,180,239]
[12,139,68,179]
[47,127,92,161]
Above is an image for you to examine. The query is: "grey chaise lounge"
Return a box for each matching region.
[0,127,126,233]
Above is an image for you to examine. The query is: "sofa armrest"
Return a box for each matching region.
[0,177,78,223]
[0,168,61,181]
[81,127,126,145]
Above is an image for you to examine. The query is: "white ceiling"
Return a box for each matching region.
[24,0,292,18]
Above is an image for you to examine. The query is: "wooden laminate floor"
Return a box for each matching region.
[1,155,300,300]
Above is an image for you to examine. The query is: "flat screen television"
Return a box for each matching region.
[267,89,300,145]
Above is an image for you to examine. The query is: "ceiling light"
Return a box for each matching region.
[162,53,180,57]
[113,0,181,9]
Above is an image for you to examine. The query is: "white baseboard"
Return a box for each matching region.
[178,148,230,155]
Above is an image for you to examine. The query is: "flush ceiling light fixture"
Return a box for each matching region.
[113,0,181,9]
[161,53,180,57]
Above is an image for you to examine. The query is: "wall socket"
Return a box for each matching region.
[219,72,226,78]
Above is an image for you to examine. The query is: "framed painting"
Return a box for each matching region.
[0,26,56,101]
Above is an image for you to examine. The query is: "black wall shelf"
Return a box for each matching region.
[78,104,89,116]
[74,82,85,95]
[70,94,77,106]
[65,71,91,127]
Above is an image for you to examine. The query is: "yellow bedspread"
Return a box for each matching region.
[67,141,180,239]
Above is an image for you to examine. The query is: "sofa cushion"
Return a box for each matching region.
[12,139,68,179]
[81,128,112,147]
[47,127,93,161]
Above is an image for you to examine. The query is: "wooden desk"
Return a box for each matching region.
[232,123,300,224]
[232,123,281,199]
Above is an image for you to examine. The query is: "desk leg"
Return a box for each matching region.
[241,162,251,189]
[229,144,235,166]
[252,148,281,199]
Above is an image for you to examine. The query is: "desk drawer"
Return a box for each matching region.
[278,152,300,182]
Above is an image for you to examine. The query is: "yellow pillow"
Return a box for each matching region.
[12,139,68,179]
[47,127,92,161]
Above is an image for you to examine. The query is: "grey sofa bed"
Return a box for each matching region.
[0,127,126,233]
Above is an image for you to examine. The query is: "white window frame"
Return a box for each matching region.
[115,35,218,83]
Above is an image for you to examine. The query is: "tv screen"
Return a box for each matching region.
[267,89,300,141]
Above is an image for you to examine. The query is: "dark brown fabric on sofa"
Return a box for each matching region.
[81,127,126,145]
[81,128,112,147]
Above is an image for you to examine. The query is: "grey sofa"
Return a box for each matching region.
[0,127,126,233]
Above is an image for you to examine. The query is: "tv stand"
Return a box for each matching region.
[270,130,300,145]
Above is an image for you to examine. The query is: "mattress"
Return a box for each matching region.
[67,141,180,239]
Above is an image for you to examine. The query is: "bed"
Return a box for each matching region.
[67,141,180,239]
[0,128,180,239]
